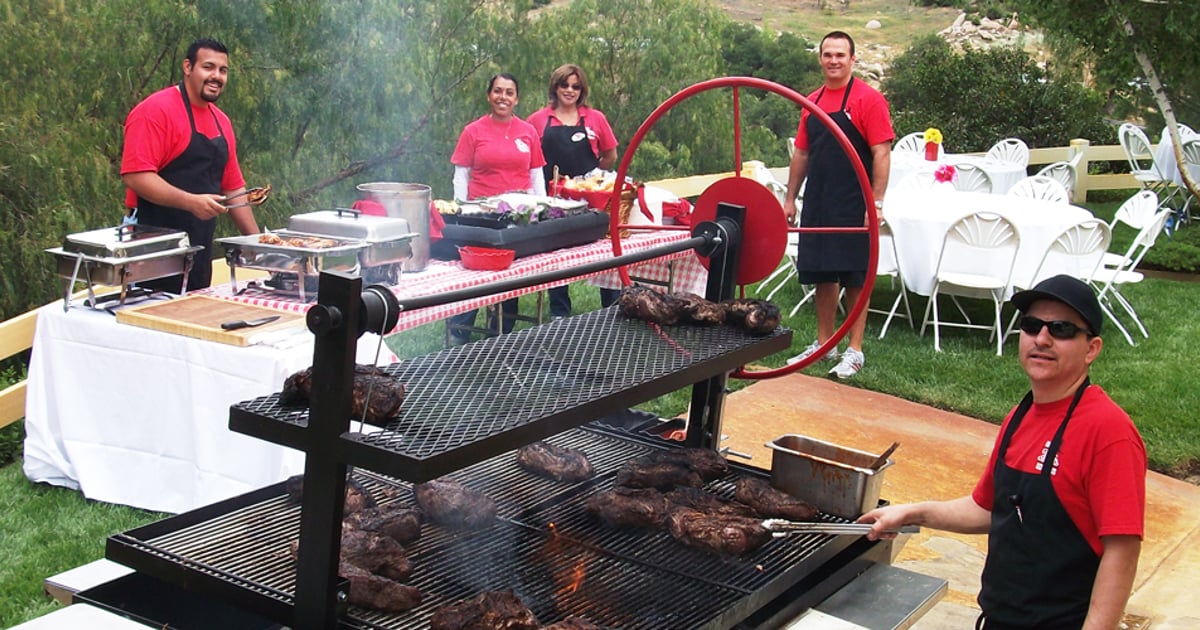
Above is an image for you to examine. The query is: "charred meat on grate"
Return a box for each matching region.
[654,447,730,481]
[338,529,412,582]
[414,478,497,531]
[585,486,672,528]
[671,292,726,325]
[665,487,757,518]
[284,474,376,514]
[666,507,773,556]
[722,298,782,335]
[343,503,422,546]
[516,441,594,482]
[734,476,819,521]
[338,561,423,613]
[429,589,540,630]
[616,285,681,325]
[615,456,703,491]
[280,364,405,426]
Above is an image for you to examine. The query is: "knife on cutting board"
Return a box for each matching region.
[220,315,281,330]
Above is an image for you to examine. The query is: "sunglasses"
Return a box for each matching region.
[559,83,582,90]
[1018,316,1090,339]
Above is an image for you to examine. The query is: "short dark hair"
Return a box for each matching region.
[488,73,519,96]
[548,64,589,107]
[820,31,855,57]
[186,38,228,65]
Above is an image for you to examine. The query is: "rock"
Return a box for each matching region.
[866,19,881,30]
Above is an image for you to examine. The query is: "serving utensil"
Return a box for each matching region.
[761,519,919,538]
[870,441,901,470]
[220,315,281,330]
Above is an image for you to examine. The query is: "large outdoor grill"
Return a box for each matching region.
[94,204,904,628]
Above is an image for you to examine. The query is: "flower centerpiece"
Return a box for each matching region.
[923,127,943,161]
[934,164,958,185]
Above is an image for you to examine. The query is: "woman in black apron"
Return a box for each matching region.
[529,64,619,316]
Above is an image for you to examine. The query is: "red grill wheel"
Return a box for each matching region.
[604,76,879,379]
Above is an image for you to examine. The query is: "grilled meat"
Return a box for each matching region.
[615,456,703,491]
[414,478,497,531]
[429,589,540,630]
[279,364,405,426]
[656,447,729,481]
[584,486,671,528]
[343,504,422,547]
[283,474,376,515]
[542,616,603,629]
[516,441,593,482]
[665,487,757,518]
[671,292,726,325]
[733,477,819,521]
[340,529,412,582]
[722,298,781,335]
[666,507,773,556]
[617,285,681,325]
[339,562,422,613]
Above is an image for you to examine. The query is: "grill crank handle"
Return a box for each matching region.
[718,434,752,461]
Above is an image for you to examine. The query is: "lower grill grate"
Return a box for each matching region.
[108,427,858,629]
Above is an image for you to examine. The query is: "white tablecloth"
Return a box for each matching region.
[889,152,1027,194]
[22,303,392,513]
[884,189,1094,296]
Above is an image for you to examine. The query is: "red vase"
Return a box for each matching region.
[924,142,939,161]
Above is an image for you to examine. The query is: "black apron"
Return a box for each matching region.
[796,78,873,273]
[135,83,229,292]
[541,114,599,185]
[976,379,1098,630]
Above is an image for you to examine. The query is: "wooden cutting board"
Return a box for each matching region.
[115,294,304,346]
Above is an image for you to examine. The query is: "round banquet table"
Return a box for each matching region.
[889,151,1027,194]
[882,187,1095,297]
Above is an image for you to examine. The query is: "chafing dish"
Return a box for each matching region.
[47,225,203,310]
[216,230,366,301]
[287,208,417,267]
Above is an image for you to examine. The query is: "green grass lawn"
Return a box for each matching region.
[1,194,1198,624]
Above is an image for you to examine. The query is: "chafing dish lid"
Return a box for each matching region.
[64,224,191,258]
[287,209,414,242]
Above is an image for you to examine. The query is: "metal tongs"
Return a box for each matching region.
[762,519,920,538]
[221,184,272,209]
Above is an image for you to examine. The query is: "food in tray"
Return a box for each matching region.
[413,478,497,531]
[666,507,773,556]
[257,232,339,249]
[279,364,405,426]
[433,198,461,215]
[429,589,539,630]
[561,170,618,193]
[515,441,594,482]
[733,476,819,521]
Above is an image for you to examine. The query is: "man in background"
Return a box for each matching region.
[121,37,259,291]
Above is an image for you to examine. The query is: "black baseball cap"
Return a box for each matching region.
[1010,275,1103,336]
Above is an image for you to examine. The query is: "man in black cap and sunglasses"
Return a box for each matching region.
[859,275,1146,629]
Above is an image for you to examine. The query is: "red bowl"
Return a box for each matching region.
[458,246,515,271]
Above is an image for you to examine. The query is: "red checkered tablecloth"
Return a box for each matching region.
[196,231,708,333]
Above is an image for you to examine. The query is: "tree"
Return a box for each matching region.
[1012,0,1200,201]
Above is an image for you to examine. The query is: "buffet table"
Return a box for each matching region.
[884,188,1094,296]
[889,151,1027,194]
[22,303,392,514]
[199,230,708,328]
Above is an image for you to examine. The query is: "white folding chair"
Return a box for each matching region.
[985,137,1030,168]
[1034,161,1076,201]
[951,162,993,194]
[1006,175,1070,204]
[1103,190,1159,268]
[1178,137,1200,222]
[920,212,1020,355]
[1118,122,1176,207]
[1091,208,1172,345]
[869,219,913,337]
[893,131,923,153]
[1004,219,1110,338]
